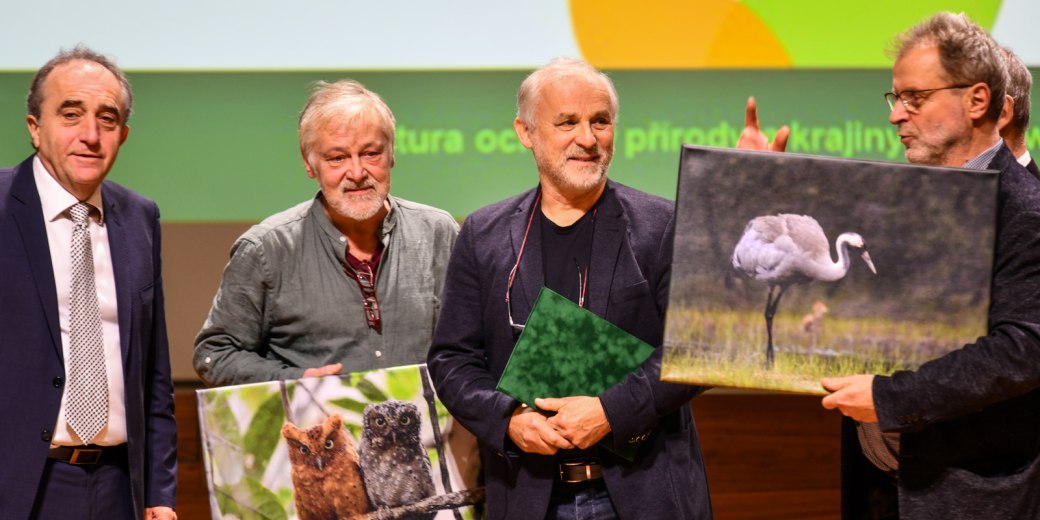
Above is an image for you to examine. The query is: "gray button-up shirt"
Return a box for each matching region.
[193,194,459,386]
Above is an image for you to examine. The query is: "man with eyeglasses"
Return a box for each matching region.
[744,12,1040,518]
[428,58,711,520]
[193,80,458,386]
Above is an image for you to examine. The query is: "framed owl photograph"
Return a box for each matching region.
[196,364,484,519]
[661,146,998,395]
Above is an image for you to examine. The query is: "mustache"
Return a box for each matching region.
[341,180,376,190]
[567,146,606,161]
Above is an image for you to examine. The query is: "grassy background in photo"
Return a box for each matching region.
[662,306,982,395]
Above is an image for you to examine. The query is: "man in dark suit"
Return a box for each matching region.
[0,47,177,519]
[998,46,1038,177]
[817,13,1040,518]
[427,58,711,519]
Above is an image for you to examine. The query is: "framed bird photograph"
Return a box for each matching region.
[661,146,998,395]
[195,365,484,520]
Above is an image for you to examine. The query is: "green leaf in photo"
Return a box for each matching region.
[355,378,389,402]
[386,367,421,400]
[243,392,286,476]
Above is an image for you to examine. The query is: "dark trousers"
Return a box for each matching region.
[29,451,134,520]
[546,479,619,520]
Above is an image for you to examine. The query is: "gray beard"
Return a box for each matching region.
[327,191,387,222]
[539,160,610,194]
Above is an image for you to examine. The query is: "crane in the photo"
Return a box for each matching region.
[732,214,877,368]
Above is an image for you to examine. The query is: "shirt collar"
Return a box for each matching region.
[380,196,398,243]
[1017,149,1032,168]
[32,155,105,223]
[962,139,1004,170]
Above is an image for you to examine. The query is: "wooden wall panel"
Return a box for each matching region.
[164,222,252,381]
[175,388,212,519]
[694,392,841,519]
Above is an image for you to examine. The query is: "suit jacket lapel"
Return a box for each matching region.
[102,184,132,363]
[510,188,544,325]
[588,182,624,318]
[9,158,62,360]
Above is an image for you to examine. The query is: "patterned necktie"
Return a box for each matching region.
[64,202,108,443]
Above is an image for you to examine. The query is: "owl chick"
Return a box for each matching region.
[282,414,369,520]
[359,401,437,518]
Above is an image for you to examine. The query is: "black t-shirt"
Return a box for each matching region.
[539,207,595,308]
[539,205,598,464]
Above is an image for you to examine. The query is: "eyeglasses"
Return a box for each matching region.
[505,192,594,332]
[349,261,382,333]
[506,262,588,332]
[506,194,541,332]
[884,85,972,114]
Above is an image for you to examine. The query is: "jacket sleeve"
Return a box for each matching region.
[873,175,1040,432]
[427,217,521,455]
[599,212,703,447]
[193,238,306,386]
[145,205,178,508]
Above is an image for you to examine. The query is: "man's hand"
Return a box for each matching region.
[537,396,611,449]
[303,363,343,378]
[145,506,177,520]
[821,374,879,423]
[508,404,574,455]
[736,96,790,152]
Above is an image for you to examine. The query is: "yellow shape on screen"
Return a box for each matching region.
[569,0,791,68]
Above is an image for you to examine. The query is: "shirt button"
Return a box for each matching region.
[375,350,382,357]
[204,356,211,364]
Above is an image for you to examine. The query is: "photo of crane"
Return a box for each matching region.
[661,146,998,395]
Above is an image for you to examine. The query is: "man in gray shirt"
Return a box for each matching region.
[194,80,458,386]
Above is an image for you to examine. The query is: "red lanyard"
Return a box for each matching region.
[506,192,595,331]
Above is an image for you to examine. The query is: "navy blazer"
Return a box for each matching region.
[0,157,177,519]
[428,181,712,520]
[862,145,1040,518]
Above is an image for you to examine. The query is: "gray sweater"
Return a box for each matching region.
[194,194,458,386]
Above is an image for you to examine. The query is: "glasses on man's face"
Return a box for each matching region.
[354,262,382,333]
[883,84,972,114]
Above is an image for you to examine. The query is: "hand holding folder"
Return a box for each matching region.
[496,288,655,460]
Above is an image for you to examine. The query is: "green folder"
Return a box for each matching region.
[496,287,656,460]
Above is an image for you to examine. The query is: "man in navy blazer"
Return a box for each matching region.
[0,47,177,519]
[428,58,712,519]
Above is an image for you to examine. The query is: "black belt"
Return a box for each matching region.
[558,461,603,483]
[48,444,126,465]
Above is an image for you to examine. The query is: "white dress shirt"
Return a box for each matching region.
[33,156,127,446]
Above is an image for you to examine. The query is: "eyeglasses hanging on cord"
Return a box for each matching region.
[506,191,595,331]
[343,257,382,333]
